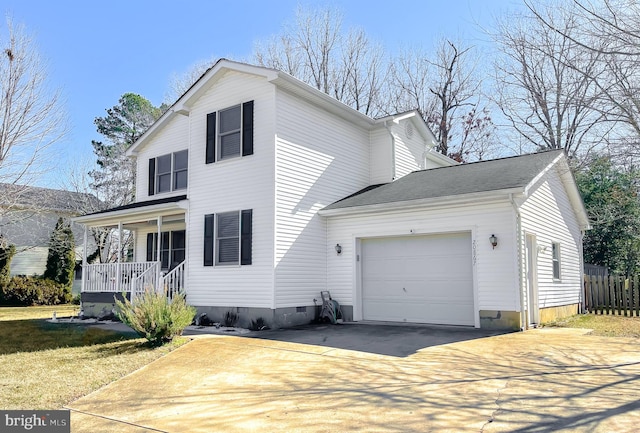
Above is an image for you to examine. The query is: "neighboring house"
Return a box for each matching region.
[73,59,589,330]
[0,184,97,294]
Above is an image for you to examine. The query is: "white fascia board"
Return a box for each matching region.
[270,73,374,129]
[318,188,524,217]
[374,110,439,148]
[72,200,188,227]
[523,153,590,230]
[425,149,458,166]
[557,160,591,230]
[127,60,279,156]
[523,152,564,197]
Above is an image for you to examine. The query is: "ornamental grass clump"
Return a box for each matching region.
[115,289,196,346]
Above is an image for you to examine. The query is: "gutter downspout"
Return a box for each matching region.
[510,193,527,331]
[384,121,396,181]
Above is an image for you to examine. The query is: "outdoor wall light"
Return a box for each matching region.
[490,234,498,249]
[335,244,342,255]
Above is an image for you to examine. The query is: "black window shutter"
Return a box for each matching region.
[204,214,215,266]
[148,158,156,196]
[146,233,154,262]
[241,209,253,265]
[206,112,217,164]
[242,101,254,156]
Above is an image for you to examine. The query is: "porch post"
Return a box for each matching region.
[156,216,162,293]
[116,222,122,294]
[81,225,88,294]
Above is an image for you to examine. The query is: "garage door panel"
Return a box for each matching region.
[364,299,474,326]
[362,233,474,326]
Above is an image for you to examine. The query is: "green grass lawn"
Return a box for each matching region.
[546,313,640,338]
[0,305,188,409]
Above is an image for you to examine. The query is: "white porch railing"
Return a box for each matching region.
[83,261,186,299]
[159,261,186,300]
[132,262,161,297]
[83,262,160,293]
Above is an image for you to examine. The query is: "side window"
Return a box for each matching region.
[552,242,561,280]
[205,101,253,164]
[148,150,188,195]
[173,150,188,190]
[218,105,241,160]
[203,209,253,266]
[156,154,172,194]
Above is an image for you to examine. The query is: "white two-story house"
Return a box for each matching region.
[75,59,589,330]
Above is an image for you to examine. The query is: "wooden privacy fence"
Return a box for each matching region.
[583,274,640,316]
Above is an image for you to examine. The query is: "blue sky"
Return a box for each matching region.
[2,0,522,187]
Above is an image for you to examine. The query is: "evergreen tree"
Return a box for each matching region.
[0,235,16,287]
[44,218,75,287]
[89,93,163,208]
[576,156,640,274]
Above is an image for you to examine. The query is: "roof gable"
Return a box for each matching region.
[128,59,374,155]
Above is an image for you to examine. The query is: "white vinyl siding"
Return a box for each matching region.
[519,167,583,309]
[185,71,275,308]
[393,119,429,179]
[9,247,48,277]
[135,115,190,201]
[325,200,518,322]
[274,88,370,308]
[369,127,392,184]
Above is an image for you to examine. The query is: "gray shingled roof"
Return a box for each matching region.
[323,150,565,211]
[0,184,99,213]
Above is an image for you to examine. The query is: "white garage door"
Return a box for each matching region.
[362,232,474,326]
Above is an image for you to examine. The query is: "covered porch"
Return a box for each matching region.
[73,196,189,300]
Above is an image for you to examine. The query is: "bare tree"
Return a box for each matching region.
[492,5,609,159]
[0,17,66,188]
[164,56,218,105]
[0,18,67,263]
[253,6,387,117]
[525,0,640,159]
[388,40,495,161]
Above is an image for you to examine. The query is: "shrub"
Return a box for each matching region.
[115,289,196,346]
[249,317,270,331]
[223,310,239,327]
[0,276,71,306]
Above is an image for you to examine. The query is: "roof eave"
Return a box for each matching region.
[127,59,280,156]
[319,188,525,217]
[270,72,375,129]
[72,200,188,226]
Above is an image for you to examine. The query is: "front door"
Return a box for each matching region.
[525,233,539,326]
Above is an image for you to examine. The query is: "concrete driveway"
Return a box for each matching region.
[67,324,640,433]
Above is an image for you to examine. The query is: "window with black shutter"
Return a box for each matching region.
[205,101,253,163]
[203,209,253,266]
[149,150,188,195]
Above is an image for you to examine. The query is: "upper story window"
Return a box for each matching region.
[206,100,253,164]
[148,150,188,196]
[552,242,561,281]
